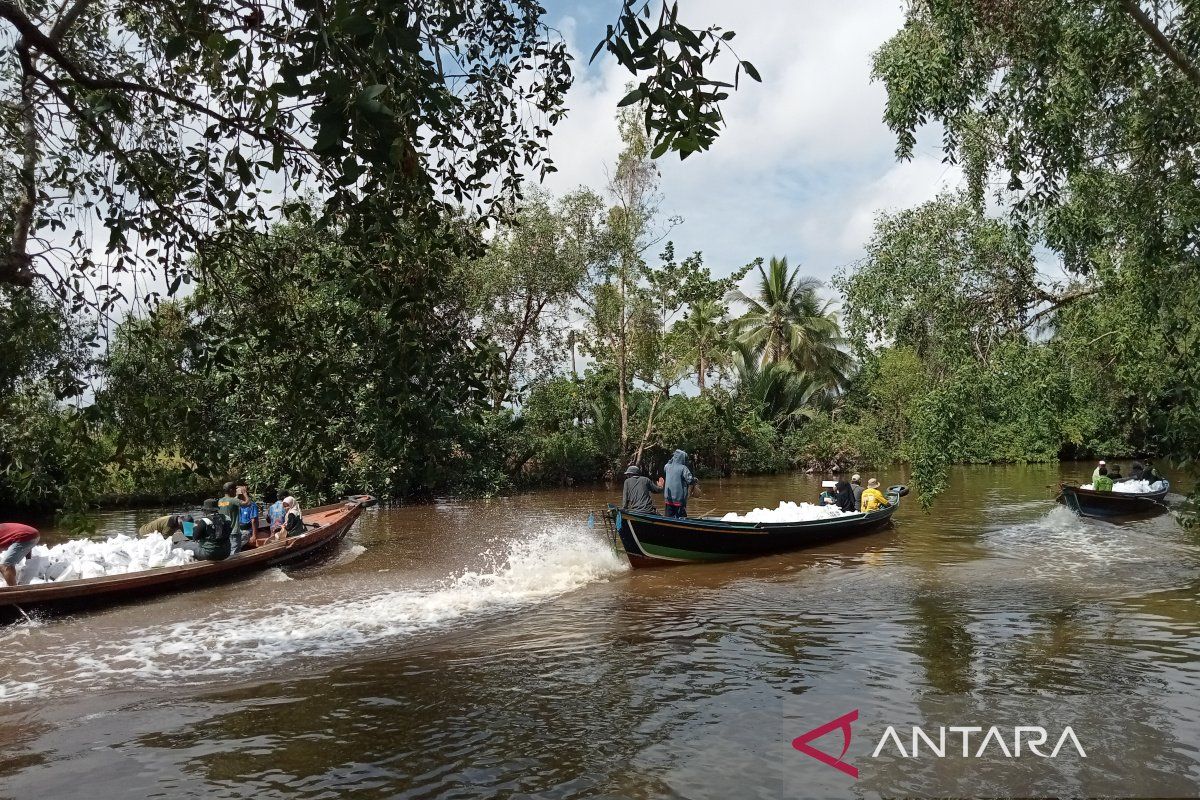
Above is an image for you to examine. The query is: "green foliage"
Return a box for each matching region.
[872,0,1200,497]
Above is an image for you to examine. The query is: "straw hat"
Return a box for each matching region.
[867,478,880,488]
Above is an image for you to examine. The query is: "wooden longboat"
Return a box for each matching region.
[0,495,375,619]
[1057,482,1169,519]
[603,499,899,567]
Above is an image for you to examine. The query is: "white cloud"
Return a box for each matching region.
[540,1,963,285]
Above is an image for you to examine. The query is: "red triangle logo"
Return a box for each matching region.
[792,709,859,779]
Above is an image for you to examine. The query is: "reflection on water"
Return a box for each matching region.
[1,464,1199,798]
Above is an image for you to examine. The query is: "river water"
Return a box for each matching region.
[1,465,1198,798]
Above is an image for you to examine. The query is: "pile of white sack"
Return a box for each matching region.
[721,501,852,524]
[16,533,194,585]
[1080,479,1167,494]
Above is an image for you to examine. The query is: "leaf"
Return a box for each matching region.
[650,138,671,159]
[618,88,644,107]
[741,60,762,82]
[164,35,188,60]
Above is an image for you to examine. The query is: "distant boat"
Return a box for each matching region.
[1,495,376,620]
[602,495,901,567]
[1057,482,1169,519]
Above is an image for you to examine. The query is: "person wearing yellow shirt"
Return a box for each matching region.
[860,478,893,512]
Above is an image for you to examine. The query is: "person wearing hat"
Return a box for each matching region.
[1091,459,1107,482]
[621,464,665,515]
[860,478,892,513]
[850,474,864,512]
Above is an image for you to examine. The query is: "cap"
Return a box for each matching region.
[1099,460,1106,465]
[851,473,861,482]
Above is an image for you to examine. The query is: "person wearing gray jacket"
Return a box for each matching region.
[662,449,699,518]
[621,464,664,514]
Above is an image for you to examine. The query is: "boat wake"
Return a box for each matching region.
[1,525,626,703]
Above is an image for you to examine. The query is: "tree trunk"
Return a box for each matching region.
[697,352,706,396]
[632,391,661,464]
[6,50,39,287]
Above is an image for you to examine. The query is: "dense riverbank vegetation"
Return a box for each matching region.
[1,1,1197,517]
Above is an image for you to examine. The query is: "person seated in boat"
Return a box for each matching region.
[1107,464,1123,483]
[818,486,837,506]
[621,464,664,514]
[662,450,699,519]
[850,474,864,511]
[1141,459,1166,488]
[1091,460,1107,482]
[834,478,857,513]
[0,522,40,586]
[278,496,305,540]
[860,478,892,513]
[191,500,232,561]
[1093,466,1114,492]
[138,514,183,543]
[1129,461,1144,481]
[267,492,287,535]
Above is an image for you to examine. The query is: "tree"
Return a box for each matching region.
[469,190,597,410]
[0,0,757,302]
[574,106,671,461]
[673,298,727,396]
[872,0,1200,482]
[728,256,850,391]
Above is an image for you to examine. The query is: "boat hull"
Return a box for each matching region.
[1058,483,1168,518]
[606,502,898,567]
[0,496,373,619]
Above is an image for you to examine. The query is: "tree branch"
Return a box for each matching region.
[1119,0,1200,90]
[1018,286,1101,332]
[0,0,301,150]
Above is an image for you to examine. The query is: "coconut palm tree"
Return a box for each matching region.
[730,342,823,431]
[673,298,728,396]
[727,256,851,391]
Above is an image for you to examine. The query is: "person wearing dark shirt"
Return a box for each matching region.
[1142,460,1165,486]
[192,499,232,561]
[834,479,857,513]
[621,464,664,514]
[1108,464,1123,482]
[1130,461,1144,481]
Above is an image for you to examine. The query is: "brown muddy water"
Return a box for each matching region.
[1,465,1199,799]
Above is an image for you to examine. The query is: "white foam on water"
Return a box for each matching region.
[986,505,1172,581]
[3,525,625,700]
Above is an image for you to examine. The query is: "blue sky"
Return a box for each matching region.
[531,1,963,289]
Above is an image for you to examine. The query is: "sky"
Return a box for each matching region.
[533,0,963,288]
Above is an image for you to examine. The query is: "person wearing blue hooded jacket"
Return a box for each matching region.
[662,449,700,518]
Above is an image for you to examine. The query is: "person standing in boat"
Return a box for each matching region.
[0,522,39,586]
[1091,460,1107,482]
[621,464,664,514]
[236,484,260,548]
[662,450,699,519]
[1093,465,1114,492]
